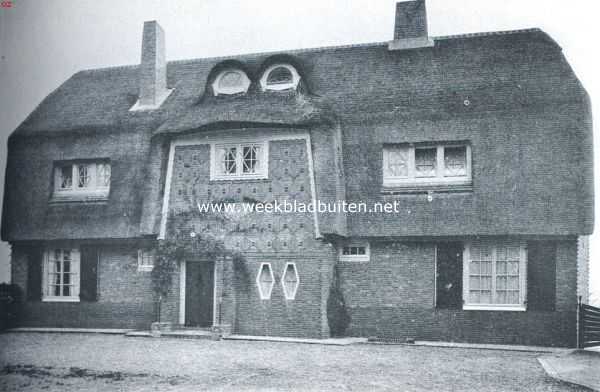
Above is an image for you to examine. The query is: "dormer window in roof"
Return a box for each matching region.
[212,69,251,96]
[260,64,300,91]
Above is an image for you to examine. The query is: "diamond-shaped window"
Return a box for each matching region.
[281,263,299,300]
[256,263,275,300]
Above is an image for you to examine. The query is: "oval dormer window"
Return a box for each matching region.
[212,69,251,96]
[260,64,300,91]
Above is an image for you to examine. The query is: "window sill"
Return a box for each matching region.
[49,194,109,204]
[138,266,154,272]
[42,297,80,303]
[381,183,473,195]
[339,257,370,263]
[463,305,526,312]
[210,175,269,182]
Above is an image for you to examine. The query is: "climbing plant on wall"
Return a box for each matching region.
[150,210,249,323]
[327,262,351,337]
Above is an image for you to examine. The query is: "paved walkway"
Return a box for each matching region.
[539,349,600,391]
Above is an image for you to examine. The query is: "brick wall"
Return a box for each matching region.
[12,243,158,329]
[166,134,337,338]
[339,238,578,347]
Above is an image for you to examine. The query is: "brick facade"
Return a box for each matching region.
[1,3,593,347]
[339,239,578,347]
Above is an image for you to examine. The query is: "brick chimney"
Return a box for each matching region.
[131,21,172,111]
[388,0,434,51]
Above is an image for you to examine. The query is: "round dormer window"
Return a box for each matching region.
[212,69,251,96]
[260,64,300,91]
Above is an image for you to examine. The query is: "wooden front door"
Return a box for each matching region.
[185,261,215,327]
[435,242,463,309]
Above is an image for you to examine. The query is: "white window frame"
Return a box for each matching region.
[281,262,299,300]
[339,241,370,262]
[42,248,80,302]
[259,64,301,91]
[53,161,111,198]
[210,141,268,180]
[137,249,155,272]
[211,69,251,96]
[256,262,275,300]
[383,144,471,188]
[462,240,527,312]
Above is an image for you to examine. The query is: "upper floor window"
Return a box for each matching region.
[54,161,111,199]
[383,143,471,188]
[260,64,300,91]
[212,69,251,96]
[210,141,268,180]
[43,248,80,302]
[463,240,527,311]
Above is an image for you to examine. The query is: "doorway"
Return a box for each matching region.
[184,261,215,327]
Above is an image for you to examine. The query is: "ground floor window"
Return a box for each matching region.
[256,263,274,299]
[137,249,155,272]
[281,263,299,300]
[43,248,80,302]
[463,241,527,311]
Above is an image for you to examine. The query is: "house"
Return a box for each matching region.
[1,0,593,347]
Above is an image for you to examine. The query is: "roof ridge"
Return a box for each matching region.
[434,27,542,41]
[76,27,544,74]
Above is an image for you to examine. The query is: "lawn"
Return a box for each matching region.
[0,333,588,391]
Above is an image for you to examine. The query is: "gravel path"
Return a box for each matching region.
[0,333,589,391]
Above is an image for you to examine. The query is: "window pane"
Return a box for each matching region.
[59,167,73,189]
[78,165,91,188]
[219,71,243,89]
[97,163,111,187]
[283,264,299,299]
[258,264,273,298]
[415,148,437,177]
[267,67,293,85]
[444,146,467,177]
[242,146,259,174]
[219,147,237,175]
[386,147,409,177]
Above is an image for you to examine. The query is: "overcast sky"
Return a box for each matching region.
[0,0,598,300]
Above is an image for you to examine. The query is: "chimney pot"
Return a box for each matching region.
[131,20,172,111]
[389,0,434,51]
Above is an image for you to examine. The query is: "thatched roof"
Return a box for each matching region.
[2,28,593,241]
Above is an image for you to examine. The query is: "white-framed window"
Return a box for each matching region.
[54,161,111,198]
[259,64,301,91]
[281,263,299,300]
[256,262,275,300]
[339,241,370,262]
[463,240,527,311]
[137,249,155,272]
[210,141,268,180]
[211,69,251,96]
[42,248,80,302]
[383,144,471,187]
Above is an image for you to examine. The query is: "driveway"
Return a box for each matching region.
[0,333,590,391]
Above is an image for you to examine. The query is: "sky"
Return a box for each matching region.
[0,0,598,302]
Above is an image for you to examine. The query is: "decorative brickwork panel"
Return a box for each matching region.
[169,139,318,253]
[167,136,336,337]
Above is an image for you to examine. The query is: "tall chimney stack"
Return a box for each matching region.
[131,21,172,111]
[388,0,434,51]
